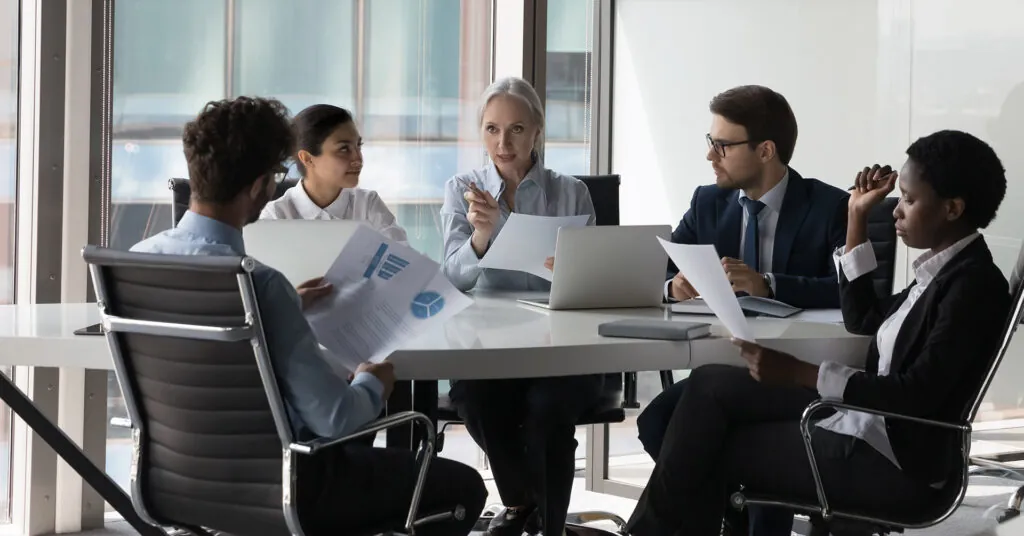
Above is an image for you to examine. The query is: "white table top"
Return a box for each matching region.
[0,293,869,380]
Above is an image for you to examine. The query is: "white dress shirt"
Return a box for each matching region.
[260,181,409,243]
[816,232,982,469]
[665,171,789,299]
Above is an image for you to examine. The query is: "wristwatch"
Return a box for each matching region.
[762,273,774,299]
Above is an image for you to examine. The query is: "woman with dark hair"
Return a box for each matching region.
[261,104,408,242]
[626,129,1011,536]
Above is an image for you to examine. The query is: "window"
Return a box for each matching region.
[0,0,16,523]
[106,0,494,485]
[544,0,592,176]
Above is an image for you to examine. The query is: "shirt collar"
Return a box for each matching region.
[912,232,981,287]
[738,169,790,213]
[483,159,547,197]
[290,180,351,219]
[178,211,246,255]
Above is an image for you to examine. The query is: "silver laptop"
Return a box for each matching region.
[518,225,672,310]
[243,219,364,285]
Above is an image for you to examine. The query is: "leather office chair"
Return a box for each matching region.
[169,177,300,227]
[83,245,459,536]
[731,244,1024,535]
[866,197,899,298]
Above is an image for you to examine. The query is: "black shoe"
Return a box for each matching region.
[488,505,541,535]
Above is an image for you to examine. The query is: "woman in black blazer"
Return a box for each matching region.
[625,130,1012,536]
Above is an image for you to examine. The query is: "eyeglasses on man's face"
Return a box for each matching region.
[706,133,756,158]
[269,164,289,184]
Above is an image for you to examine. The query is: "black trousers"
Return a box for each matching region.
[296,442,487,535]
[637,377,793,536]
[449,375,605,535]
[627,365,937,536]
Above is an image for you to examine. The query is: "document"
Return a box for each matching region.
[478,213,590,280]
[657,238,757,342]
[305,225,473,371]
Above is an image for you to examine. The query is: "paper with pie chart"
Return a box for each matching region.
[305,225,472,370]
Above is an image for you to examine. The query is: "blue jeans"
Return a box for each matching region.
[637,377,794,536]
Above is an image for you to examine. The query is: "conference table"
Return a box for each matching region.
[0,292,868,533]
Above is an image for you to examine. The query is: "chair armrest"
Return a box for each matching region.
[288,411,436,455]
[796,398,969,521]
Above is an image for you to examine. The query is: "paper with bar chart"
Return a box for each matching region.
[305,225,472,370]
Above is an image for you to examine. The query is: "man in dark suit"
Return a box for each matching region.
[641,85,849,535]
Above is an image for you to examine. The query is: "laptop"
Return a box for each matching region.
[518,225,672,310]
[243,219,365,285]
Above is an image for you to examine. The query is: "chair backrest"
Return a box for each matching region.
[866,197,899,297]
[83,246,297,536]
[576,174,620,226]
[169,178,300,228]
[966,248,1024,423]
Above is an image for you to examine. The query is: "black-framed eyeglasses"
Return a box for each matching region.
[706,133,755,158]
[270,164,289,184]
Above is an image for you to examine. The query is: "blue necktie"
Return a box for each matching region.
[741,197,766,272]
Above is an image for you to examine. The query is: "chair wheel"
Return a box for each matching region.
[998,508,1021,524]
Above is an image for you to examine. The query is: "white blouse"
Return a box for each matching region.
[260,181,409,243]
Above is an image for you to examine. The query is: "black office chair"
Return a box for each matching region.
[731,244,1024,535]
[168,177,300,227]
[866,197,899,298]
[83,245,461,536]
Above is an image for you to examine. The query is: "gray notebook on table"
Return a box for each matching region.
[598,319,712,341]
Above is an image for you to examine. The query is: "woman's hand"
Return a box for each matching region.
[849,164,897,217]
[544,257,554,271]
[465,187,500,256]
[732,338,819,388]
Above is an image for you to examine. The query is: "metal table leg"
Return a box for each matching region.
[0,372,163,536]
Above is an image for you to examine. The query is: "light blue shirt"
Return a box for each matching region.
[441,163,596,292]
[131,211,385,440]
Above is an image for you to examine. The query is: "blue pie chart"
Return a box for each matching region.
[411,291,445,319]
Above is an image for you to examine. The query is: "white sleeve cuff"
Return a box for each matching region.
[766,272,777,295]
[834,242,878,282]
[817,361,858,399]
[664,279,674,301]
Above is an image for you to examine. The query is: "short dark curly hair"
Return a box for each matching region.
[710,85,798,164]
[182,96,294,204]
[905,130,1006,229]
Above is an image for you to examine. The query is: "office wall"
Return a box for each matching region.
[612,0,1024,417]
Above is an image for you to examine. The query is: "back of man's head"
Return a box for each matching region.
[182,96,294,204]
[710,85,798,165]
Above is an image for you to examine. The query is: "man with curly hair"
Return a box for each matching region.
[131,96,486,535]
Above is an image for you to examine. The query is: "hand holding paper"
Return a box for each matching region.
[657,238,756,342]
[479,213,589,280]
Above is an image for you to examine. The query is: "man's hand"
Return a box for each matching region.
[669,273,698,301]
[732,338,818,388]
[296,277,334,310]
[722,258,769,297]
[355,362,396,401]
[849,164,897,217]
[544,256,555,272]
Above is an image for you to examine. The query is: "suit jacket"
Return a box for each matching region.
[669,169,849,308]
[839,237,1011,486]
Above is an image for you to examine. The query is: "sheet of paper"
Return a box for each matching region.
[478,213,590,280]
[305,226,473,370]
[658,238,757,342]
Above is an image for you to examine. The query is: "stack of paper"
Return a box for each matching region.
[304,225,473,371]
[478,213,590,280]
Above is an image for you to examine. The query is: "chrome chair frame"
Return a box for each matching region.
[87,248,446,536]
[733,253,1024,534]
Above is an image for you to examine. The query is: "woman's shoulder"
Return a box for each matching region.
[541,167,590,195]
[260,193,295,219]
[447,167,489,188]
